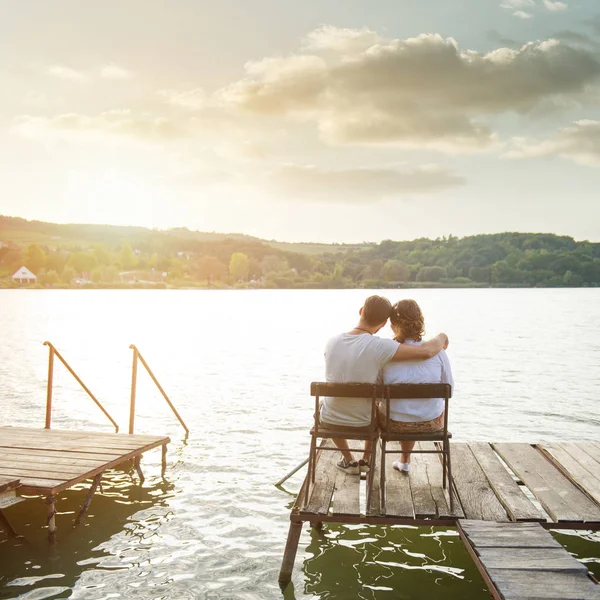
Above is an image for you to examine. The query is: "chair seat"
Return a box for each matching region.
[311,425,377,439]
[381,430,452,442]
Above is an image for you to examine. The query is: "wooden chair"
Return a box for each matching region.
[304,382,380,511]
[380,383,453,513]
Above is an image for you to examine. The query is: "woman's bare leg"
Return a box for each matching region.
[400,440,415,464]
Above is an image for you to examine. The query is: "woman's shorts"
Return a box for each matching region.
[377,407,445,433]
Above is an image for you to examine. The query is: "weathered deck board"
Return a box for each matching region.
[418,442,464,519]
[409,444,438,519]
[539,443,600,506]
[382,442,413,518]
[494,443,600,523]
[452,444,509,522]
[461,521,600,600]
[332,469,360,515]
[302,446,337,515]
[0,451,113,468]
[0,447,121,463]
[469,442,544,522]
[0,427,169,495]
[486,571,600,600]
[366,441,381,516]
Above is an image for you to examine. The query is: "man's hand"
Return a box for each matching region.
[391,332,448,362]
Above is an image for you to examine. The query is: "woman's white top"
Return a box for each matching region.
[381,340,454,423]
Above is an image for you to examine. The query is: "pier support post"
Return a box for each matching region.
[278,520,303,590]
[0,510,18,537]
[134,456,145,484]
[45,495,57,542]
[161,444,167,477]
[74,473,103,527]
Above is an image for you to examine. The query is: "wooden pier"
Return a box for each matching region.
[0,426,170,540]
[279,440,600,598]
[0,341,188,542]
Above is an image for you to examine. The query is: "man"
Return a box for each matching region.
[320,295,448,474]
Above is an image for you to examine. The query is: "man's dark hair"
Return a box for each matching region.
[362,295,392,326]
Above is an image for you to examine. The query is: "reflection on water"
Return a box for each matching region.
[0,289,599,599]
[299,525,488,600]
[0,473,175,600]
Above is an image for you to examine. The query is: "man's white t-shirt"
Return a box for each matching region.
[320,333,399,427]
[381,340,454,422]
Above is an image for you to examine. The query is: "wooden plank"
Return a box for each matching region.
[382,442,413,518]
[494,443,600,523]
[539,443,600,506]
[332,469,360,515]
[486,570,600,600]
[418,442,464,519]
[0,451,110,468]
[470,442,544,522]
[303,447,337,515]
[0,436,161,451]
[0,459,95,476]
[16,438,168,495]
[0,438,168,456]
[0,467,76,480]
[409,444,437,518]
[0,476,19,494]
[0,445,130,459]
[367,440,381,516]
[477,547,588,572]
[451,444,509,522]
[461,521,600,600]
[0,427,164,443]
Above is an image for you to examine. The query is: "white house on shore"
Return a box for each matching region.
[12,266,37,285]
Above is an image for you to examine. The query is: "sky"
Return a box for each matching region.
[1,0,600,243]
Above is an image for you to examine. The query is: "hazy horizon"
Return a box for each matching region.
[2,1,600,244]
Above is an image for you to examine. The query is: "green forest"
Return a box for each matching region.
[1,215,599,289]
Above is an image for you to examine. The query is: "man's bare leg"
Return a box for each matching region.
[400,440,415,464]
[332,438,355,463]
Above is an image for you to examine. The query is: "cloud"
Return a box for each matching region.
[543,0,568,11]
[506,120,600,166]
[46,65,88,82]
[303,26,382,55]
[159,87,206,110]
[513,10,533,19]
[12,110,185,143]
[216,30,600,153]
[100,64,133,79]
[261,164,466,202]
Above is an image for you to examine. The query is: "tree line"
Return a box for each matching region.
[1,217,599,288]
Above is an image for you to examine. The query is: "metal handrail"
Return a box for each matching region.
[128,344,189,434]
[43,341,119,432]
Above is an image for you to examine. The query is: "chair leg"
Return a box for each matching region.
[442,442,447,490]
[447,444,454,513]
[366,437,375,512]
[380,439,387,514]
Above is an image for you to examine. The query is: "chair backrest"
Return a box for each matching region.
[381,383,452,435]
[310,382,380,431]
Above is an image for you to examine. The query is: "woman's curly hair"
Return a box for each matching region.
[390,299,425,343]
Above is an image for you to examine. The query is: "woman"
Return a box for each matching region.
[379,299,454,473]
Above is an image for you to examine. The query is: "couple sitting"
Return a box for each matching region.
[320,295,453,475]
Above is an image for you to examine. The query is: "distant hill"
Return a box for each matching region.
[1,215,599,289]
[0,215,364,255]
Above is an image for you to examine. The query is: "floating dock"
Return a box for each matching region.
[279,441,600,598]
[0,426,170,539]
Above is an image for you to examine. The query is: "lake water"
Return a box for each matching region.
[0,288,599,600]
